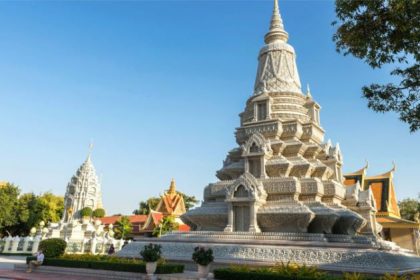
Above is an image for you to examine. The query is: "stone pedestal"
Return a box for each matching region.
[118,232,420,274]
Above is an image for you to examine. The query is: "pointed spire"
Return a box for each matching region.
[306,84,312,99]
[168,178,176,195]
[87,140,94,158]
[264,0,289,44]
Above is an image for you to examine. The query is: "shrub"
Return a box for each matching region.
[80,207,93,218]
[214,264,336,280]
[42,255,184,274]
[192,246,214,266]
[38,238,67,258]
[92,208,106,218]
[343,272,378,280]
[140,243,161,262]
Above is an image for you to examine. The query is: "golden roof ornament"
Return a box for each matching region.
[168,178,177,195]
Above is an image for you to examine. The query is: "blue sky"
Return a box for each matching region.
[0,0,418,215]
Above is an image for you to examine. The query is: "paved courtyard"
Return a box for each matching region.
[0,255,103,280]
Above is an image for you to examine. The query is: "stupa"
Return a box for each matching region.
[62,147,103,222]
[47,148,108,246]
[119,1,420,273]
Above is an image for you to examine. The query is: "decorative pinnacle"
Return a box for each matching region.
[87,140,94,160]
[168,178,176,195]
[306,84,312,99]
[264,0,288,44]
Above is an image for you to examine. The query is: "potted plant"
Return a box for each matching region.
[80,207,93,223]
[192,246,214,279]
[140,243,162,276]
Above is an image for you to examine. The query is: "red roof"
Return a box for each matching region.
[151,212,164,225]
[99,215,147,225]
[178,224,190,232]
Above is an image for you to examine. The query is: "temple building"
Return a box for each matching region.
[344,164,420,254]
[141,179,190,236]
[100,179,189,237]
[100,215,148,236]
[62,150,104,222]
[181,0,378,237]
[119,1,420,272]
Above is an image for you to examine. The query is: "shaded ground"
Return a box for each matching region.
[0,255,102,280]
[0,269,103,280]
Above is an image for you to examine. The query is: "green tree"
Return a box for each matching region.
[152,216,179,237]
[8,192,64,235]
[133,197,160,215]
[398,196,420,221]
[333,0,420,132]
[0,183,20,236]
[36,192,64,223]
[114,216,133,240]
[179,192,198,211]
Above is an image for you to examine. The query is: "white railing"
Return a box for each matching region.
[0,235,125,255]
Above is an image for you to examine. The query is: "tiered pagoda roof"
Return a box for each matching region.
[344,164,419,230]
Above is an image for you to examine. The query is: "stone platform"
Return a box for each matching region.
[118,231,420,275]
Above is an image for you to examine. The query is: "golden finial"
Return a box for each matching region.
[168,178,176,195]
[391,161,397,173]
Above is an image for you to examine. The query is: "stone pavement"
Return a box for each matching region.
[0,255,207,280]
[0,256,26,270]
[0,269,104,280]
[0,255,102,280]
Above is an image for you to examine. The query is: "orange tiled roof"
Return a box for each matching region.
[377,216,420,229]
[151,211,164,225]
[345,164,402,218]
[178,224,190,232]
[100,215,147,225]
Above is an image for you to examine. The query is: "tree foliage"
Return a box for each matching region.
[152,216,179,237]
[333,0,420,132]
[39,238,67,258]
[133,192,198,215]
[0,187,64,236]
[398,196,420,221]
[0,183,20,235]
[133,197,160,215]
[114,216,133,240]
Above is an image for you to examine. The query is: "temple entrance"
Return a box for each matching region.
[233,205,250,232]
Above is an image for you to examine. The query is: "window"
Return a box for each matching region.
[257,102,267,121]
[249,158,261,178]
[250,142,259,153]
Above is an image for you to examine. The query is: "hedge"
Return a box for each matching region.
[213,268,381,280]
[38,238,67,258]
[213,269,331,280]
[42,257,184,274]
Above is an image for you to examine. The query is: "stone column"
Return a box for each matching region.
[116,240,124,252]
[90,237,97,255]
[224,204,234,232]
[4,236,12,253]
[22,237,32,253]
[10,237,20,253]
[248,203,260,233]
[32,236,41,254]
[101,239,107,255]
[260,157,267,179]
